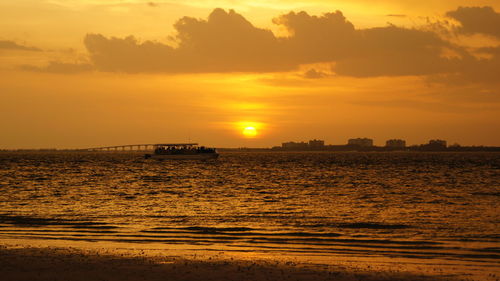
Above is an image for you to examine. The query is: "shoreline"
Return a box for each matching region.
[0,244,463,281]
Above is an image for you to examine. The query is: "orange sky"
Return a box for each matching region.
[1,0,499,148]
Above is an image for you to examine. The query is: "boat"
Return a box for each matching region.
[144,143,219,160]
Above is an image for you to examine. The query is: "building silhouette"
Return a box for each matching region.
[308,139,325,149]
[385,139,406,148]
[348,138,373,147]
[425,139,447,150]
[408,139,448,151]
[428,139,447,148]
[282,141,308,150]
[281,139,325,150]
[270,137,500,152]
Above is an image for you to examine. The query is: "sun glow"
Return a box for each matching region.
[237,121,263,138]
[243,126,258,138]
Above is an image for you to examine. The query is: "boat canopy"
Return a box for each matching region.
[153,143,198,147]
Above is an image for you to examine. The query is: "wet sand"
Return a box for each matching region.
[0,245,461,281]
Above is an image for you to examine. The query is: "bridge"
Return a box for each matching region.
[79,143,198,152]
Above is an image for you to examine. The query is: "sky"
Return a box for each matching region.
[1,0,499,148]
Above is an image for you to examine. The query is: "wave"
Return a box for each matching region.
[301,222,411,229]
[0,214,117,229]
[182,226,255,232]
[1,220,499,264]
[3,231,499,261]
[471,192,500,197]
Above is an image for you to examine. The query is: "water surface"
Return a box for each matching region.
[0,152,498,269]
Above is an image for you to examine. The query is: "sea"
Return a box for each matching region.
[0,151,498,276]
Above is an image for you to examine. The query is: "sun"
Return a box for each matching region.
[236,121,264,138]
[242,126,257,138]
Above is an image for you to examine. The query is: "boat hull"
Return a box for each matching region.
[145,153,219,160]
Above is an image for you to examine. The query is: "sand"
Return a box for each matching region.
[0,245,464,281]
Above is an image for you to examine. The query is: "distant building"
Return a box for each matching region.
[408,139,448,151]
[385,139,406,148]
[308,139,325,149]
[428,139,447,148]
[282,141,308,150]
[348,138,373,147]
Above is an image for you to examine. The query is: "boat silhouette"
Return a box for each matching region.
[144,143,219,160]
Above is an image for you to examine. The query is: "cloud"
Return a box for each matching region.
[273,11,357,63]
[428,46,500,85]
[172,8,288,72]
[84,34,178,73]
[22,7,500,85]
[333,25,459,77]
[79,9,452,76]
[302,69,327,79]
[83,9,290,73]
[0,40,41,51]
[428,6,500,85]
[446,6,500,38]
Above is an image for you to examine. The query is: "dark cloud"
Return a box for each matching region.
[333,26,459,77]
[83,9,289,73]
[84,34,178,73]
[79,9,449,76]
[446,6,500,38]
[459,49,500,84]
[0,40,41,51]
[273,11,357,63]
[427,6,500,86]
[303,69,328,79]
[172,8,288,72]
[428,46,500,85]
[23,7,500,85]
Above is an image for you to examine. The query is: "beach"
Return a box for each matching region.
[0,243,467,281]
